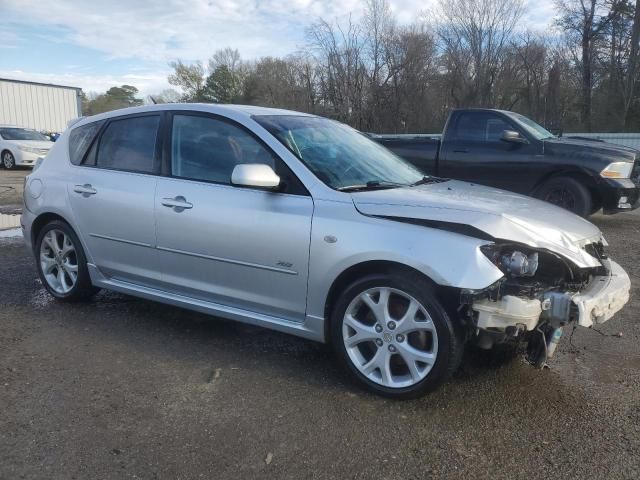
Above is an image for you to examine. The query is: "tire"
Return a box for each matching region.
[536,176,592,217]
[2,150,16,170]
[330,272,461,399]
[35,220,99,301]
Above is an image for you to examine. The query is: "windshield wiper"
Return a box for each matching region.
[337,180,406,192]
[410,176,446,186]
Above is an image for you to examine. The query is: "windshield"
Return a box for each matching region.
[0,128,49,141]
[509,113,555,140]
[254,115,424,190]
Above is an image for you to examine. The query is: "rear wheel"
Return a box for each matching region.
[536,176,592,217]
[330,273,461,399]
[2,151,15,169]
[35,220,98,301]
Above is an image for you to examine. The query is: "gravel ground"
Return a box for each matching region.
[0,210,638,479]
[0,168,28,210]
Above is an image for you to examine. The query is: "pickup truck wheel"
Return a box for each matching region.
[536,177,592,217]
[330,273,460,399]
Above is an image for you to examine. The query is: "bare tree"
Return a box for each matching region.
[306,16,367,127]
[435,0,525,107]
[555,0,614,131]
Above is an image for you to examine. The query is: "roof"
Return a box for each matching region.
[0,77,82,92]
[72,103,316,128]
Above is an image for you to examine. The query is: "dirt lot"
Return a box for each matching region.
[1,199,639,479]
[0,168,28,210]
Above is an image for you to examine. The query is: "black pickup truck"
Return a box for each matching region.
[372,109,640,217]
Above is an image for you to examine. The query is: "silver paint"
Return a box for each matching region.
[21,103,630,346]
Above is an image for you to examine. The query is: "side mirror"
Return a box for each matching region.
[231,164,281,189]
[501,130,529,144]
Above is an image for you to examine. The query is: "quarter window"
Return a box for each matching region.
[96,115,160,173]
[69,121,103,166]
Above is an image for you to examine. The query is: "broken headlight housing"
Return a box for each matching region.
[480,244,539,278]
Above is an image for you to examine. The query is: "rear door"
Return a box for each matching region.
[67,114,162,287]
[439,111,541,193]
[154,112,314,322]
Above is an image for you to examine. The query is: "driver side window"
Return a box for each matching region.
[453,113,514,143]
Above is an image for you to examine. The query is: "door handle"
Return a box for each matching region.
[453,149,469,153]
[73,184,97,196]
[161,196,193,212]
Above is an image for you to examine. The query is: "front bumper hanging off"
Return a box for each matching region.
[472,259,631,331]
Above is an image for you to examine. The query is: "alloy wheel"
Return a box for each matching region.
[342,287,439,388]
[2,152,15,169]
[39,229,79,294]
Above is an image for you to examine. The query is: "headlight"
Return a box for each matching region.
[18,145,42,154]
[481,245,539,277]
[600,162,633,179]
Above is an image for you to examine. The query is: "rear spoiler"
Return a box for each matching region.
[67,116,86,128]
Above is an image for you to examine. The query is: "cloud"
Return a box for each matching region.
[0,69,170,97]
[1,0,363,62]
[0,0,557,96]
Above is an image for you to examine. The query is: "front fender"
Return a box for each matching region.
[306,199,503,320]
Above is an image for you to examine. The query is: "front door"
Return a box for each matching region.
[439,111,541,194]
[155,112,313,322]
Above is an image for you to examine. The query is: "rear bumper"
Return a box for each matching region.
[599,178,640,214]
[21,208,36,251]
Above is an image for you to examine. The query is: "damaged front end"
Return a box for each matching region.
[461,240,631,367]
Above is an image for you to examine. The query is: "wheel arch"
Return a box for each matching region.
[30,212,74,251]
[322,260,461,341]
[531,169,601,206]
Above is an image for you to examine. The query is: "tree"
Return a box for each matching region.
[204,48,246,103]
[168,60,206,102]
[306,16,367,127]
[204,65,243,103]
[555,0,614,131]
[83,85,143,115]
[436,0,525,107]
[148,88,181,104]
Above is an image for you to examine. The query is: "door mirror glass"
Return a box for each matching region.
[231,164,281,189]
[501,130,529,144]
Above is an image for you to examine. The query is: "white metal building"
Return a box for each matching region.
[0,78,82,132]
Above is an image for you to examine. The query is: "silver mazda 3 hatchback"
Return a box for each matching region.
[21,104,631,398]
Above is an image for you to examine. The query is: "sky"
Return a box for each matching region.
[0,0,557,98]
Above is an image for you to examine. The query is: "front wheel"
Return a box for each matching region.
[536,176,592,217]
[2,151,16,169]
[35,220,98,301]
[330,273,461,399]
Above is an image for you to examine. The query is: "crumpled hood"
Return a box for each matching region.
[351,180,604,268]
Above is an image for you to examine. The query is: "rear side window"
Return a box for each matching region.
[452,113,513,143]
[96,115,160,173]
[68,121,103,165]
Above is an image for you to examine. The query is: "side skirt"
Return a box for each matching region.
[87,264,326,343]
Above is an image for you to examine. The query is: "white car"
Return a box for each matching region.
[0,125,53,169]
